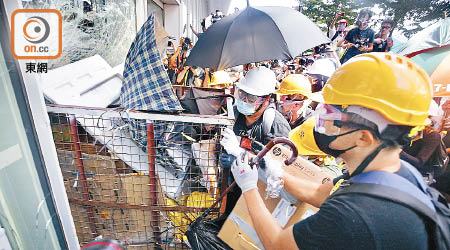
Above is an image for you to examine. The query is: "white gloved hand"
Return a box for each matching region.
[220,128,244,157]
[263,155,284,179]
[231,151,258,194]
[263,155,284,199]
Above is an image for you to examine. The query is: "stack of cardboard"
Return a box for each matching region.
[218,144,333,249]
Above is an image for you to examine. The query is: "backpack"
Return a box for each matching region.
[331,162,450,250]
[429,139,449,172]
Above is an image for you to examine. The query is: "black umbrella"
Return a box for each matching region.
[185,6,329,70]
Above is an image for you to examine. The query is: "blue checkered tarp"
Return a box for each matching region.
[120,14,182,112]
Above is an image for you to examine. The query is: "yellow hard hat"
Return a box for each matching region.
[276,74,312,96]
[289,117,326,156]
[209,71,232,87]
[323,53,432,126]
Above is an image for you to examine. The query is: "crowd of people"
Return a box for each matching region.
[159,8,449,250]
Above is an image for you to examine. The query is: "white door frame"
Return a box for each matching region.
[2,1,79,249]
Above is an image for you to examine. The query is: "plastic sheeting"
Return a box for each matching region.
[396,18,450,57]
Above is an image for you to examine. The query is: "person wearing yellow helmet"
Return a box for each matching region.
[276,74,321,128]
[228,53,442,250]
[208,70,233,88]
[289,116,343,177]
[289,116,326,157]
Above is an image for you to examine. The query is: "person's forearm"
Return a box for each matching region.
[337,40,346,48]
[169,47,182,67]
[282,171,333,207]
[202,72,210,87]
[244,189,284,250]
[330,15,338,29]
[176,68,188,83]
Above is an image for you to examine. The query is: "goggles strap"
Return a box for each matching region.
[348,142,388,179]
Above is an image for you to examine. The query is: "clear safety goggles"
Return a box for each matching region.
[314,104,379,136]
[314,104,346,135]
[238,89,268,105]
[278,94,306,107]
[278,100,304,108]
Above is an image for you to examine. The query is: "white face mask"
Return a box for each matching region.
[237,99,257,116]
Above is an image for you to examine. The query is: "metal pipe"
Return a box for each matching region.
[69,115,97,236]
[146,121,161,245]
[67,198,218,213]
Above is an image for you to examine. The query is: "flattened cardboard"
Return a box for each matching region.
[218,144,332,249]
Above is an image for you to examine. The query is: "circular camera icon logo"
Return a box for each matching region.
[272,147,282,156]
[23,16,50,44]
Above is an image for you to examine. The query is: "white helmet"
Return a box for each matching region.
[236,66,276,96]
[305,58,337,78]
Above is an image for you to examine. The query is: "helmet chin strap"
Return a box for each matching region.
[348,141,389,178]
[253,96,271,115]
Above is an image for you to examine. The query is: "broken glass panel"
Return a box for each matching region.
[22,0,136,69]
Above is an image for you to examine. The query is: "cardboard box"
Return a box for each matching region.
[56,150,128,179]
[218,144,332,249]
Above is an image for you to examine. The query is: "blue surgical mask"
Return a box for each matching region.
[237,99,257,116]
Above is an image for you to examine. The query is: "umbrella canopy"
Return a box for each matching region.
[389,36,406,54]
[185,6,329,70]
[412,47,450,96]
[396,18,450,57]
[120,14,182,112]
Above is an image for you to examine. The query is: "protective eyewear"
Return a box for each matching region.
[238,89,268,104]
[314,104,345,136]
[282,94,307,102]
[314,104,379,136]
[381,26,391,30]
[278,100,304,108]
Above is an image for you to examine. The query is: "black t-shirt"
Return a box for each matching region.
[233,106,290,153]
[293,165,429,250]
[340,27,375,64]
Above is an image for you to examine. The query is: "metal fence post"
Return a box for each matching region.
[69,115,97,236]
[146,120,161,246]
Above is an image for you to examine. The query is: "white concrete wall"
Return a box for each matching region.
[162,0,232,44]
[163,0,209,44]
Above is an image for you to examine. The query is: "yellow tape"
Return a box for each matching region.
[182,132,197,142]
[330,178,344,195]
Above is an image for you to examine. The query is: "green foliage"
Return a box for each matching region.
[297,0,449,37]
[358,0,449,37]
[297,0,362,32]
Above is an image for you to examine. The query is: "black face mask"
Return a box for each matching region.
[313,129,359,158]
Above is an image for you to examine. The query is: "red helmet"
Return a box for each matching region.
[337,19,348,24]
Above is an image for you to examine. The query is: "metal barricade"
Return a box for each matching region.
[46,104,234,249]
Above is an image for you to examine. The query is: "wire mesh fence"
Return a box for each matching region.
[46,104,234,249]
